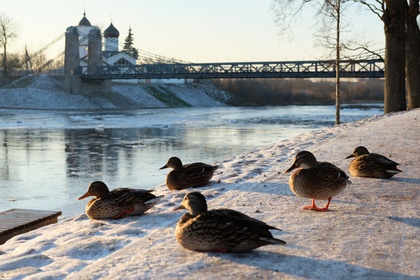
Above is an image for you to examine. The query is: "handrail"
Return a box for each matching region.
[80,59,385,80]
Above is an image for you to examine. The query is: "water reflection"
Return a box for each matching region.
[0,105,383,217]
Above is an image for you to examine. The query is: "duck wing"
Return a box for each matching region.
[182,209,285,251]
[208,209,281,233]
[183,163,218,174]
[178,163,218,187]
[318,162,350,181]
[370,153,401,169]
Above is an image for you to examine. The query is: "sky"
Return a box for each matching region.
[1,0,385,63]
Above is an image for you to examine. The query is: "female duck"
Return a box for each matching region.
[285,151,350,211]
[160,157,219,190]
[346,146,402,178]
[78,181,161,220]
[175,191,286,253]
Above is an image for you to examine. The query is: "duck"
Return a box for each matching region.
[174,191,286,253]
[285,151,350,211]
[78,181,161,220]
[159,157,219,190]
[346,146,402,178]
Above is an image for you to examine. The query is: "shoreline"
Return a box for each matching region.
[0,75,232,110]
[0,109,419,279]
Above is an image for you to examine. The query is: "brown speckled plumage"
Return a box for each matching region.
[175,192,286,253]
[346,146,402,178]
[78,181,161,220]
[285,151,350,211]
[160,157,219,190]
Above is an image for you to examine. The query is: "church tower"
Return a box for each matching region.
[76,12,95,60]
[104,22,120,52]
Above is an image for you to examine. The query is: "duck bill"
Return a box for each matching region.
[285,164,296,173]
[78,192,90,200]
[172,205,185,211]
[159,164,168,170]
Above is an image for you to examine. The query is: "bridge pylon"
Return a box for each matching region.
[64,26,111,95]
[64,27,80,94]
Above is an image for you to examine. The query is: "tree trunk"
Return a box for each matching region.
[2,43,7,77]
[405,0,420,110]
[335,0,341,125]
[382,0,407,113]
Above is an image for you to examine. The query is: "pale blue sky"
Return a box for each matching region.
[2,0,384,62]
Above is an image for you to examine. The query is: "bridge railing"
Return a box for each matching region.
[80,59,384,80]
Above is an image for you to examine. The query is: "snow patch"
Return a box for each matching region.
[0,109,419,279]
[0,75,232,109]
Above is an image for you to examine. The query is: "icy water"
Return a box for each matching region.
[0,105,382,219]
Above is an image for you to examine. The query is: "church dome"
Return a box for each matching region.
[78,13,91,26]
[104,23,120,38]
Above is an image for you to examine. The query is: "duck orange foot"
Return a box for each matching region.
[303,198,332,212]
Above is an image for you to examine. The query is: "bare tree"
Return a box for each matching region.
[273,0,419,114]
[272,0,352,124]
[0,13,17,77]
[4,52,22,72]
[405,0,420,110]
[358,1,406,113]
[356,0,420,112]
[382,1,407,113]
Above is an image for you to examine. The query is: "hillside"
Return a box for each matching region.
[0,75,232,109]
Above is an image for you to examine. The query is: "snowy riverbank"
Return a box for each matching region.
[0,109,418,279]
[0,75,232,109]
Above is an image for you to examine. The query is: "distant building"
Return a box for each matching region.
[103,22,136,66]
[72,13,186,84]
[76,13,94,65]
[75,13,136,68]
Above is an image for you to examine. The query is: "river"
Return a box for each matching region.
[0,104,382,218]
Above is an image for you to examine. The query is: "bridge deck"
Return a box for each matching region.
[80,59,385,80]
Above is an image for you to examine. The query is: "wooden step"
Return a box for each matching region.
[0,208,62,245]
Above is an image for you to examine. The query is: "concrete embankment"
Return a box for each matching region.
[0,75,233,109]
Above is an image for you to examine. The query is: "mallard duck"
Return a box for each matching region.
[285,151,350,211]
[174,191,286,253]
[78,181,161,220]
[346,146,402,178]
[159,157,219,190]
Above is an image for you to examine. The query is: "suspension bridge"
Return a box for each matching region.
[21,30,385,81]
[80,59,384,81]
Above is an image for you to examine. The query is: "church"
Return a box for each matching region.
[75,13,137,68]
[67,13,186,84]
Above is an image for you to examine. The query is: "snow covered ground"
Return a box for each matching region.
[0,109,418,279]
[0,75,230,109]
